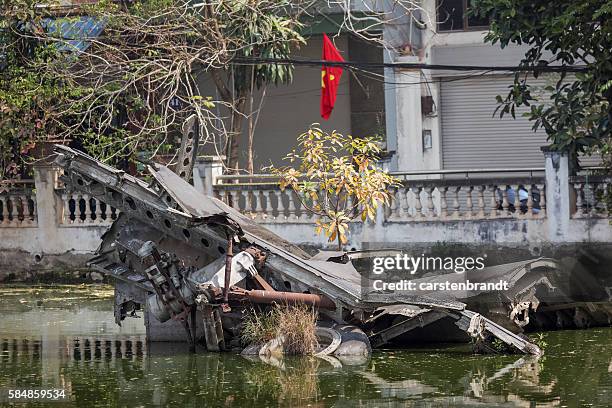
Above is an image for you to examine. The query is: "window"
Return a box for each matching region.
[437,0,489,32]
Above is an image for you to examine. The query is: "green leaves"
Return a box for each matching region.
[216,0,304,91]
[3,0,301,178]
[0,18,80,178]
[472,0,612,168]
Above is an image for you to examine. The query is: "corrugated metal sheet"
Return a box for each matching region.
[440,75,549,170]
[42,16,106,53]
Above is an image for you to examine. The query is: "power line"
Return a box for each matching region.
[233,71,496,100]
[224,56,578,101]
[225,67,513,100]
[348,64,496,86]
[233,74,513,104]
[231,57,588,73]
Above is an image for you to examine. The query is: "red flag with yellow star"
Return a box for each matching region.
[320,34,344,120]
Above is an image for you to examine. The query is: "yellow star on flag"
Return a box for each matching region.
[321,70,335,88]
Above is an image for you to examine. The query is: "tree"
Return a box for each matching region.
[0,0,90,178]
[268,125,399,250]
[209,1,305,175]
[471,0,611,168]
[1,0,435,180]
[0,0,307,179]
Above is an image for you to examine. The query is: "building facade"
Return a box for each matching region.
[233,1,599,173]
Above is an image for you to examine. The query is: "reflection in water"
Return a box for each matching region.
[242,355,323,406]
[0,285,611,407]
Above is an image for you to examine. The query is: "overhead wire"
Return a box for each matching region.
[231,57,588,73]
[226,55,560,98]
[228,57,578,100]
[232,62,498,100]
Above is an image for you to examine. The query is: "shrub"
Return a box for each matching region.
[241,304,318,355]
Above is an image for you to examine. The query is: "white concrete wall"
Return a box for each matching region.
[261,217,612,251]
[0,225,105,255]
[389,0,539,173]
[0,167,109,275]
[2,152,611,277]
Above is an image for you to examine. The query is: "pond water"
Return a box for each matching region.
[0,285,610,407]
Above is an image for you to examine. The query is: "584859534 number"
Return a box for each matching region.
[5,389,67,401]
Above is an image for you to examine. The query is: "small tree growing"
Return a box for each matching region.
[268,125,399,250]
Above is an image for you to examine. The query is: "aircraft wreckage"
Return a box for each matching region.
[53,145,612,357]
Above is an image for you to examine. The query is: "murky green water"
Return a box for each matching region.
[0,285,610,407]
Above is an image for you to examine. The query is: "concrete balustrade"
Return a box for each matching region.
[211,177,546,223]
[0,181,37,227]
[216,185,327,222]
[1,150,610,277]
[194,150,611,247]
[0,166,112,275]
[58,190,118,226]
[571,175,611,219]
[386,180,546,221]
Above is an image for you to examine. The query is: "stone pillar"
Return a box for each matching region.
[193,156,224,197]
[393,56,441,178]
[395,57,423,174]
[542,147,570,242]
[32,165,61,253]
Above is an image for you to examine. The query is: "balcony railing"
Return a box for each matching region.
[570,175,611,219]
[213,170,548,222]
[57,189,119,226]
[0,180,37,227]
[386,178,545,221]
